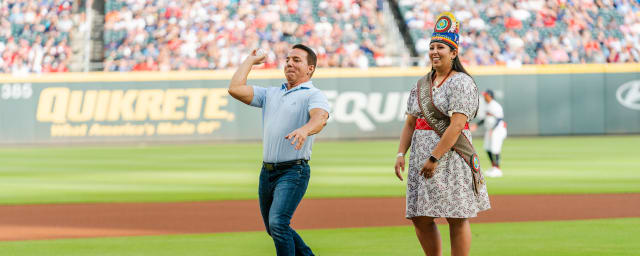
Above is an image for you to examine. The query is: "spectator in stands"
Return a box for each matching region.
[399,0,640,66]
[103,0,390,71]
[0,0,76,74]
[2,0,639,73]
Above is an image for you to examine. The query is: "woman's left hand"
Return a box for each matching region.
[420,158,438,179]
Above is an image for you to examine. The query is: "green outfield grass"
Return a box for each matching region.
[0,135,638,205]
[0,218,637,255]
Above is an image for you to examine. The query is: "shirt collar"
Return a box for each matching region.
[281,80,314,93]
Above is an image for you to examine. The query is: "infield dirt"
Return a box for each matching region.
[1,194,639,241]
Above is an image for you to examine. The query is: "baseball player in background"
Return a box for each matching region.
[471,89,507,177]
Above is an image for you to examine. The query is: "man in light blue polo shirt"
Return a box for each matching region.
[228,44,330,256]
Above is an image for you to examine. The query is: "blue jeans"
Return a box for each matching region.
[259,162,314,256]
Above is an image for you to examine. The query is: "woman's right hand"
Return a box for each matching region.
[420,158,438,179]
[394,156,405,181]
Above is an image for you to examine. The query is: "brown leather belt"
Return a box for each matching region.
[263,159,308,171]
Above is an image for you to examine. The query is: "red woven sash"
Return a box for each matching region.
[415,118,469,130]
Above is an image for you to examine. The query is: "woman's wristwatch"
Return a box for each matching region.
[396,152,404,158]
[429,155,439,163]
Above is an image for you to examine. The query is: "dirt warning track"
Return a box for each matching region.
[1,194,639,241]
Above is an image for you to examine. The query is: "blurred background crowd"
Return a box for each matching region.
[400,0,640,67]
[1,0,639,73]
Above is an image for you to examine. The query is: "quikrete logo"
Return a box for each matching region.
[36,87,235,123]
[616,80,640,111]
[36,87,234,137]
[323,90,410,131]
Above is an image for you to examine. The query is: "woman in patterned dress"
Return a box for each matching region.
[394,12,490,256]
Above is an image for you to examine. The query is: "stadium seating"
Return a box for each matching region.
[397,0,640,67]
[102,0,390,71]
[1,0,639,73]
[0,0,77,74]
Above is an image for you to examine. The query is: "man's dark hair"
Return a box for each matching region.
[292,44,317,76]
[484,89,494,99]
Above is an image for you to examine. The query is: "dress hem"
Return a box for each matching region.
[405,207,491,219]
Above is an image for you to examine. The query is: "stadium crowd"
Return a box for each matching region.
[0,0,79,74]
[400,0,640,67]
[102,0,390,71]
[1,0,639,73]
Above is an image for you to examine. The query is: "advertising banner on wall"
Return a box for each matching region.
[0,64,638,144]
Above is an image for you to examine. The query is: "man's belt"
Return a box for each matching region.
[415,118,469,130]
[263,159,308,171]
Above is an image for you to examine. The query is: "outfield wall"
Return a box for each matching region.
[0,64,638,144]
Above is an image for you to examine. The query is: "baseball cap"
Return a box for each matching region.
[482,89,494,98]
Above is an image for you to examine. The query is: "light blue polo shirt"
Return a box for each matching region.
[250,81,330,163]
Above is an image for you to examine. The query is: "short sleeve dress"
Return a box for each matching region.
[405,72,491,218]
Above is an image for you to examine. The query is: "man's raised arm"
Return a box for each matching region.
[228,50,266,105]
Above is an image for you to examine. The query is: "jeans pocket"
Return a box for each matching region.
[289,165,308,184]
[294,166,304,179]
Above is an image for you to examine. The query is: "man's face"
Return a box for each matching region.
[284,48,313,83]
[483,93,492,103]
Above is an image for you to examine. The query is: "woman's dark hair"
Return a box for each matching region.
[452,55,470,76]
[435,45,478,118]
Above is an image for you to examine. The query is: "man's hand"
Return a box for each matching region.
[228,49,269,105]
[248,49,267,65]
[285,128,309,150]
[420,158,438,179]
[394,156,405,181]
[285,108,328,150]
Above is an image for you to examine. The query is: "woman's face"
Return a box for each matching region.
[429,42,457,70]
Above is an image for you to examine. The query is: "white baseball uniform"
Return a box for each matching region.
[481,99,507,154]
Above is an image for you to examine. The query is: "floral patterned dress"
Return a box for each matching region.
[405,72,491,219]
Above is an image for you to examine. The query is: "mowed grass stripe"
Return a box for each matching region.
[0,218,637,256]
[0,136,638,204]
